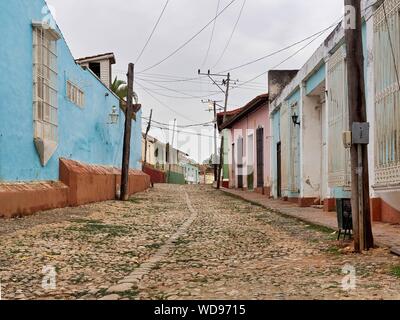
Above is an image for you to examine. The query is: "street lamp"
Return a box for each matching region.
[108,105,119,124]
[292,112,301,126]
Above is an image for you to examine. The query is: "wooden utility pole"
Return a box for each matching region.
[213,101,218,182]
[120,63,135,201]
[201,99,221,182]
[217,73,230,189]
[344,0,374,251]
[143,109,153,169]
[198,70,232,189]
[167,119,177,182]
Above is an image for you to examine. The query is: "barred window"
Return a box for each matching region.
[32,22,60,166]
[67,81,85,107]
[373,0,400,187]
[327,45,351,188]
[33,25,58,143]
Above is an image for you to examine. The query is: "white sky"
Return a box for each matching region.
[46,0,344,163]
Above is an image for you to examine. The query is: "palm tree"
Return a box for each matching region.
[111,76,138,103]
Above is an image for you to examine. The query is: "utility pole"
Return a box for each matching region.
[198,70,232,189]
[344,0,374,251]
[212,101,218,182]
[143,109,153,169]
[202,99,223,182]
[167,118,177,182]
[120,63,135,201]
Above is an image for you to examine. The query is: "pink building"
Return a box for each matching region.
[220,94,271,196]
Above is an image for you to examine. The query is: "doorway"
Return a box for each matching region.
[256,127,264,189]
[247,134,254,190]
[277,142,282,198]
[237,137,244,189]
[321,101,328,201]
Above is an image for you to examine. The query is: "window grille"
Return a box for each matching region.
[374,0,400,187]
[67,81,85,107]
[327,45,351,188]
[33,26,58,143]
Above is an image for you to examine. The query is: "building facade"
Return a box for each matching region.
[220,94,271,195]
[0,0,147,217]
[269,0,400,223]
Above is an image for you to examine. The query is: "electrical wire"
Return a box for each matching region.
[137,0,238,73]
[136,79,223,100]
[135,19,341,83]
[146,123,216,139]
[213,0,247,68]
[201,0,221,68]
[219,18,342,74]
[138,78,220,98]
[136,81,198,123]
[143,117,214,128]
[234,19,340,88]
[135,0,171,64]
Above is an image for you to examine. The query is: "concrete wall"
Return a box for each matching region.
[300,85,323,201]
[270,109,281,198]
[228,104,270,193]
[0,0,142,183]
[184,163,200,184]
[0,158,150,218]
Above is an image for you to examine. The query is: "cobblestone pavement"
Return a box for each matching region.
[1,184,400,300]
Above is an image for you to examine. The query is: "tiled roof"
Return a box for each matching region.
[75,52,116,64]
[219,93,268,130]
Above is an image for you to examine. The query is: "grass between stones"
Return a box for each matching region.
[67,220,129,237]
[390,266,400,278]
[120,290,139,300]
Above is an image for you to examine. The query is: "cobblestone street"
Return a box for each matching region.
[1,184,400,300]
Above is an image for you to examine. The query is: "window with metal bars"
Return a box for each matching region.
[67,81,85,107]
[33,26,58,142]
[327,45,351,188]
[374,0,400,187]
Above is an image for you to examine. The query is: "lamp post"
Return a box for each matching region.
[292,113,301,126]
[108,106,119,124]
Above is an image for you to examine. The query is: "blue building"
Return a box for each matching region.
[0,0,146,217]
[268,0,400,224]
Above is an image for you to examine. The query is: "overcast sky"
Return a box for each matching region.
[46,0,344,163]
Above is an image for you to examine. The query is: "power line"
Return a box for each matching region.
[135,0,171,64]
[147,123,216,139]
[133,19,340,83]
[201,0,221,68]
[137,74,266,89]
[234,19,339,88]
[137,79,223,100]
[138,77,220,97]
[213,0,247,68]
[136,81,198,123]
[143,117,214,128]
[219,18,342,74]
[137,0,238,73]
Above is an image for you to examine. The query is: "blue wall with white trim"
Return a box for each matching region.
[0,0,142,182]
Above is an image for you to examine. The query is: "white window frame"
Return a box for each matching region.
[67,80,85,108]
[373,0,400,188]
[32,22,60,166]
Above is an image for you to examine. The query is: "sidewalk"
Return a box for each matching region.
[222,188,400,251]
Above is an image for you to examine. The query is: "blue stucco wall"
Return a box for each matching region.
[305,63,326,95]
[184,163,200,184]
[271,109,280,197]
[285,89,301,196]
[0,0,142,182]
